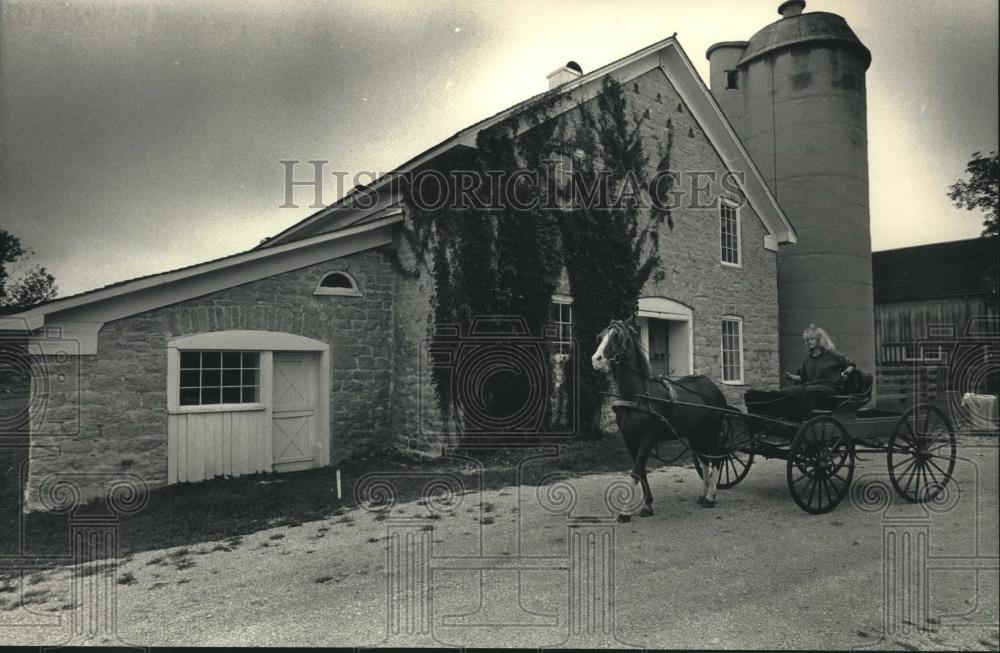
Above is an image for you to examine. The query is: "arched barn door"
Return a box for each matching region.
[167,330,330,484]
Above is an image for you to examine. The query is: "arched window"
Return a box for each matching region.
[314,271,361,296]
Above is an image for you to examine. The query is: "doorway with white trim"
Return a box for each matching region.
[636,297,693,377]
[272,351,321,472]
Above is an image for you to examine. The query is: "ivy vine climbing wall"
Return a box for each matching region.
[396,76,673,437]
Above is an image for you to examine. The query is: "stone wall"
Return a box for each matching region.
[387,231,451,454]
[23,62,783,507]
[627,67,781,406]
[385,66,780,451]
[26,250,396,508]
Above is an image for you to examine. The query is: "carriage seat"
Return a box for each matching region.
[744,370,873,420]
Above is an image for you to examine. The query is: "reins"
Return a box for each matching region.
[600,320,723,403]
[599,320,768,463]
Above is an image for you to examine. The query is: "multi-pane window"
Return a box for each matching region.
[721,318,743,383]
[720,202,740,265]
[179,351,260,406]
[550,300,573,355]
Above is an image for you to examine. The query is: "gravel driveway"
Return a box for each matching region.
[2,435,997,650]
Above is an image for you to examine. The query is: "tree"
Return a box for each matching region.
[948,150,999,237]
[0,230,58,310]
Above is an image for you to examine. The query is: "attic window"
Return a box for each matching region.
[725,70,739,89]
[314,271,361,296]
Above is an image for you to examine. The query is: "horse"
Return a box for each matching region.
[591,317,731,519]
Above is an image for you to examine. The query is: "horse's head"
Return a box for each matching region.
[591,317,645,375]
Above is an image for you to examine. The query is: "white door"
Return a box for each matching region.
[272,352,319,472]
[648,318,671,377]
[637,316,692,377]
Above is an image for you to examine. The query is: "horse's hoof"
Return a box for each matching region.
[639,506,654,517]
[616,513,632,523]
[699,500,716,509]
[628,472,641,485]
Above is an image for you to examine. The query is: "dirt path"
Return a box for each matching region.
[2,436,997,649]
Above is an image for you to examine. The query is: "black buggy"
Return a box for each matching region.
[639,374,958,514]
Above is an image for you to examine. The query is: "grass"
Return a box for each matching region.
[0,431,641,570]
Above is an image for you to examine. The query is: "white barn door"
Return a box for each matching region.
[272,352,319,472]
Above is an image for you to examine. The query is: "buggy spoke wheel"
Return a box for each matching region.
[888,404,956,503]
[693,416,754,489]
[787,415,854,514]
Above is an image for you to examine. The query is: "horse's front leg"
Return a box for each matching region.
[638,471,654,516]
[630,435,655,483]
[617,434,641,522]
[632,436,656,516]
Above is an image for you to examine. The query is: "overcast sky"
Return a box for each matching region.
[1,0,997,298]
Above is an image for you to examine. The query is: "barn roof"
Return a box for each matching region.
[260,36,797,250]
[872,237,999,304]
[2,35,797,339]
[0,213,401,342]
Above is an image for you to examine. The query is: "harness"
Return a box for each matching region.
[600,320,748,464]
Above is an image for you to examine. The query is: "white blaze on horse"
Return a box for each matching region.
[592,317,731,519]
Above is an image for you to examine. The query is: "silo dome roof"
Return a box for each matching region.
[739,11,871,69]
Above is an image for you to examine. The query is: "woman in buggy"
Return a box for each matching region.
[746,325,857,421]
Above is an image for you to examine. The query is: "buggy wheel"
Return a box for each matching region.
[786,415,855,514]
[693,417,754,489]
[888,404,956,503]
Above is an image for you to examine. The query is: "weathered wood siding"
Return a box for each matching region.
[167,408,271,484]
[875,296,998,403]
[876,297,996,359]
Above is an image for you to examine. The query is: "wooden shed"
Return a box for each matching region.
[872,237,999,411]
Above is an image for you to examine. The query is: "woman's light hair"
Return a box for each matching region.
[802,324,836,352]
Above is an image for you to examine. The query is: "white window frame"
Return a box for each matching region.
[550,294,574,356]
[167,330,329,415]
[177,350,263,410]
[720,199,742,268]
[314,271,361,297]
[720,316,744,385]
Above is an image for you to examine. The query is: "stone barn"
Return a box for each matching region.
[2,31,806,509]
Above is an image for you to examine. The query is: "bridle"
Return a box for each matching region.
[598,320,643,375]
[598,319,722,403]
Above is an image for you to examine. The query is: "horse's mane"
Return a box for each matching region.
[609,321,650,380]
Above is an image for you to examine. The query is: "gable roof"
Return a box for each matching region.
[872,238,999,304]
[0,214,401,340]
[2,35,797,340]
[261,36,797,250]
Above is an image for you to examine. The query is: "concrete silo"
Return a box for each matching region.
[707,0,875,380]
